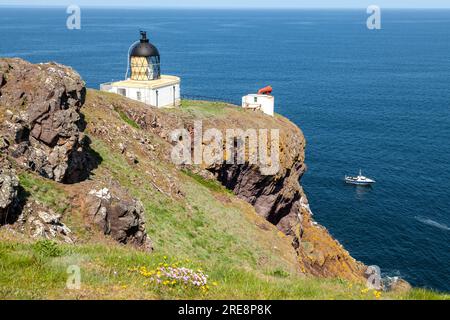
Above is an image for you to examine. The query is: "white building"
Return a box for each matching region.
[100,31,181,108]
[242,93,275,116]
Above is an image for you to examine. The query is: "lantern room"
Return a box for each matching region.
[100,31,181,108]
[129,31,161,81]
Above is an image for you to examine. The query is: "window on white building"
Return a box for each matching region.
[118,88,126,97]
[137,91,142,101]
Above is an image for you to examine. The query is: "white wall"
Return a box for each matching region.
[242,94,274,116]
[149,84,181,108]
[102,83,181,108]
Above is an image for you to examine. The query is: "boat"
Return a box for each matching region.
[345,170,376,185]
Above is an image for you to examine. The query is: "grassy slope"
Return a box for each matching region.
[0,235,445,300]
[0,92,448,300]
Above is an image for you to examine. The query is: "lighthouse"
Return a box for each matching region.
[100,31,181,108]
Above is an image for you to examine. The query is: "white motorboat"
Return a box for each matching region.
[345,170,376,185]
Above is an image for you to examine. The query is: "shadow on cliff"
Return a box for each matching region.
[1,185,29,226]
[63,134,103,184]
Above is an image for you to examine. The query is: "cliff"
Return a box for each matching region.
[0,58,439,300]
[112,95,366,281]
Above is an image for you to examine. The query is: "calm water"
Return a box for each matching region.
[1,7,449,292]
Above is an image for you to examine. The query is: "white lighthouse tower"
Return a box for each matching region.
[100,31,181,108]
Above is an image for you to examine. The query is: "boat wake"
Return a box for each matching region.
[415,216,450,231]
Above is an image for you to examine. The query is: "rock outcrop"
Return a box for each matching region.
[86,187,153,251]
[0,58,153,251]
[0,58,92,183]
[0,159,19,225]
[385,278,412,293]
[208,162,305,236]
[14,200,73,243]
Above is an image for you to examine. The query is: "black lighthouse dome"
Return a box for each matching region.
[130,31,160,57]
[129,31,161,81]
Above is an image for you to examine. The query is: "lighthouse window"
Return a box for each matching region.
[254,97,258,103]
[137,91,142,101]
[118,88,126,97]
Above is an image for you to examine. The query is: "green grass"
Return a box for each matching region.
[33,240,65,258]
[0,239,447,300]
[177,99,241,118]
[114,107,140,129]
[181,169,232,194]
[90,139,272,265]
[87,138,311,284]
[19,172,70,215]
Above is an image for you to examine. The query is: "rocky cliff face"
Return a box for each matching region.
[0,58,151,251]
[86,186,153,251]
[0,58,90,183]
[0,159,19,224]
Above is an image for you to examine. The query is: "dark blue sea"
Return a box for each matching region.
[1,7,449,292]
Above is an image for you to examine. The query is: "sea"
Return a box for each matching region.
[0,7,449,292]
